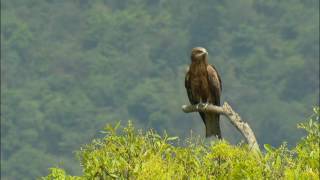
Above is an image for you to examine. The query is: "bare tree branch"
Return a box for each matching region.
[182,102,260,152]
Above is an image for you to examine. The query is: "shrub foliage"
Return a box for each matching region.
[43,107,319,179]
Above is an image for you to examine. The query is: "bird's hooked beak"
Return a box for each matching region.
[196,48,208,58]
[200,49,208,56]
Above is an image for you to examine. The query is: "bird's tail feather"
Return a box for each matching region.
[205,113,221,139]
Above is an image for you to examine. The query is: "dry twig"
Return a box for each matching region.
[182,102,260,152]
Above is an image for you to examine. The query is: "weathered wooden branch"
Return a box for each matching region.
[182,102,260,152]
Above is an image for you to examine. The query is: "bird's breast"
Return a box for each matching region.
[190,74,211,101]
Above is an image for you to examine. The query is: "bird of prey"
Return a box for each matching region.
[185,47,222,138]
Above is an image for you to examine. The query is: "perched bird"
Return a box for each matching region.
[185,47,222,138]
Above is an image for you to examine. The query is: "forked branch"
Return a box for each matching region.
[182,102,260,152]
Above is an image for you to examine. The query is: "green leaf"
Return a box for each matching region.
[264,144,274,153]
[167,136,178,141]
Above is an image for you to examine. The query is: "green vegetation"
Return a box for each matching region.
[1,0,319,179]
[43,107,319,179]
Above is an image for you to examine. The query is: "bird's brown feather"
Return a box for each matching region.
[185,48,222,138]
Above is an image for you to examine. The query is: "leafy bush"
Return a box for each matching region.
[43,107,319,179]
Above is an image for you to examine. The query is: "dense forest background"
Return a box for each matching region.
[1,0,319,179]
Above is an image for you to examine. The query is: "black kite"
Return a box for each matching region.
[185,47,222,138]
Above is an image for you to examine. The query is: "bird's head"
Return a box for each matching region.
[191,47,208,62]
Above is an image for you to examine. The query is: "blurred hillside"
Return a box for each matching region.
[1,0,319,179]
